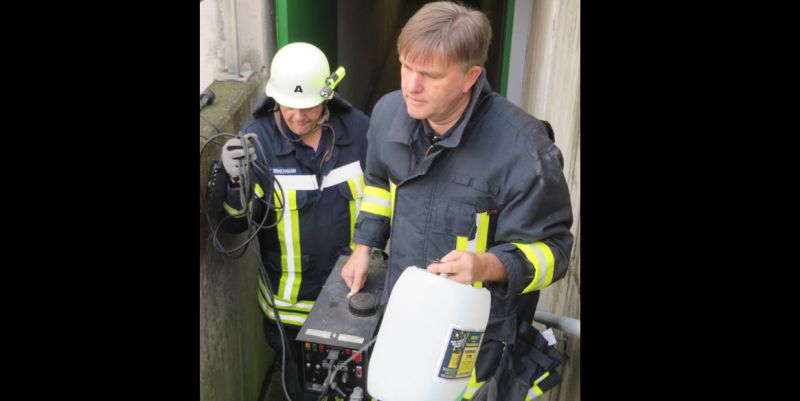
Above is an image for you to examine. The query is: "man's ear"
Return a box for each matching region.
[462,65,482,93]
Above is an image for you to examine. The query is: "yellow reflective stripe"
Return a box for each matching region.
[472,211,489,289]
[455,212,489,288]
[462,368,485,399]
[389,180,397,223]
[258,290,306,326]
[274,189,303,302]
[360,202,391,217]
[474,212,489,252]
[456,236,469,251]
[223,199,257,219]
[363,185,390,200]
[258,275,314,312]
[361,185,391,217]
[223,201,245,217]
[224,183,264,218]
[525,371,550,400]
[346,177,362,251]
[515,241,556,293]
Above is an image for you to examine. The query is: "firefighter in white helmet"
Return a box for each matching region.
[216,42,369,400]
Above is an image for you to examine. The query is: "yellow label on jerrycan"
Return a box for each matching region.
[367,267,491,401]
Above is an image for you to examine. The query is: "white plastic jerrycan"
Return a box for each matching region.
[367,266,491,401]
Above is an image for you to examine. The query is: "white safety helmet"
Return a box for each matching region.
[265,42,332,109]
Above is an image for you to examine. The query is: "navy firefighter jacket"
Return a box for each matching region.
[221,93,369,327]
[352,70,574,384]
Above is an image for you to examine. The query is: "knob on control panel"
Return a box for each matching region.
[348,292,378,317]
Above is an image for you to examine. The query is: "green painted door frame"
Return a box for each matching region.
[499,0,515,97]
[275,0,513,97]
[275,0,338,67]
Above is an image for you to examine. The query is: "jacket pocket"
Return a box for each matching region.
[452,174,500,196]
[442,175,500,214]
[431,201,480,237]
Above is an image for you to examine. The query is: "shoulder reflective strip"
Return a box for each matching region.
[258,291,306,326]
[516,241,555,293]
[275,174,318,191]
[525,371,550,400]
[258,276,314,312]
[463,368,485,399]
[275,189,303,302]
[321,161,363,189]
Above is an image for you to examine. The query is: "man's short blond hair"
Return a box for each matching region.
[398,1,492,71]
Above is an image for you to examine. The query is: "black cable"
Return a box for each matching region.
[254,239,295,401]
[201,131,286,257]
[202,121,347,401]
[315,336,378,401]
[200,130,296,400]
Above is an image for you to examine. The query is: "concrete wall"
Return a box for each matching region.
[201,0,273,92]
[200,73,273,401]
[523,1,581,400]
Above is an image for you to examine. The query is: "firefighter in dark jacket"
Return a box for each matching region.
[217,42,369,398]
[340,3,573,400]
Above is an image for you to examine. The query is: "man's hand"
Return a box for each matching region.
[342,244,372,297]
[427,250,507,284]
[221,133,258,180]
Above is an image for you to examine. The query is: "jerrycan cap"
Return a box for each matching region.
[348,292,378,317]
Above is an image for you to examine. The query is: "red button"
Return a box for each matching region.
[356,366,362,378]
[345,349,351,355]
[354,353,362,362]
[319,344,325,351]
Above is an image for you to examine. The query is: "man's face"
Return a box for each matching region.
[400,51,479,122]
[279,103,325,136]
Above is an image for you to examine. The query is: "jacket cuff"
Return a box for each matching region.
[489,244,534,299]
[224,183,244,209]
[353,215,390,250]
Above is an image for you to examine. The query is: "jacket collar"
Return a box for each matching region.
[256,96,352,157]
[387,68,493,148]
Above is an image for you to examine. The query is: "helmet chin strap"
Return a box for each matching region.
[274,103,336,169]
[274,103,330,139]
